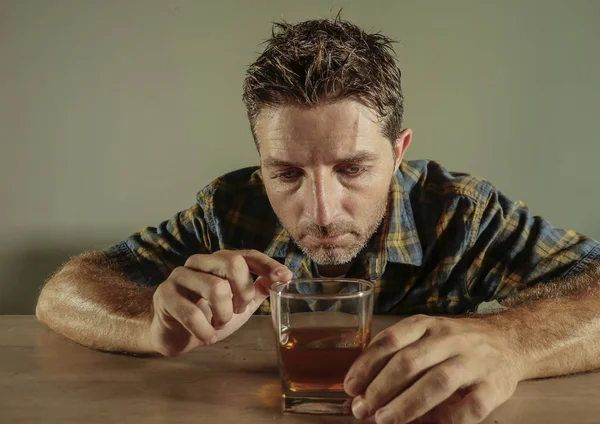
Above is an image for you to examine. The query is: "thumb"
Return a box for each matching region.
[238,275,274,318]
[211,276,278,341]
[254,275,277,299]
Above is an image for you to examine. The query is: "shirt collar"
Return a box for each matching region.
[383,166,424,266]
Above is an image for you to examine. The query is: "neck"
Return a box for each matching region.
[317,262,353,278]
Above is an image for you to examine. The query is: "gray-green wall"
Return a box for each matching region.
[1,0,599,313]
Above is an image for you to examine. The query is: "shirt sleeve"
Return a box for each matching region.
[465,186,600,302]
[102,193,218,286]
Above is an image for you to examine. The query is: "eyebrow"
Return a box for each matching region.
[338,152,379,163]
[262,158,297,168]
[262,152,379,168]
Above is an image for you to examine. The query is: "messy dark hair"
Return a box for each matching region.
[242,17,404,146]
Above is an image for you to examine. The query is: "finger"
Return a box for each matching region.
[345,315,430,396]
[373,356,475,424]
[355,334,460,418]
[207,275,275,342]
[254,274,274,300]
[185,250,292,312]
[158,285,215,344]
[423,382,498,424]
[238,249,293,282]
[185,253,255,313]
[211,275,272,327]
[168,266,233,328]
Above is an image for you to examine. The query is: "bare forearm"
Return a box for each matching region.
[486,264,600,380]
[36,252,156,354]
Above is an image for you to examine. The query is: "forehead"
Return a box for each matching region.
[255,101,388,163]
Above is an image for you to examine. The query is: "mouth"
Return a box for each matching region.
[304,233,350,245]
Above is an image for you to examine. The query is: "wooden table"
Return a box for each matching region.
[2,316,600,423]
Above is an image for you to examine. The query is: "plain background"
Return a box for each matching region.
[1,0,599,314]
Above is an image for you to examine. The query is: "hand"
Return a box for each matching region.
[149,249,292,357]
[343,314,524,424]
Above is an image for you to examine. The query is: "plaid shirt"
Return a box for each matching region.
[103,160,600,315]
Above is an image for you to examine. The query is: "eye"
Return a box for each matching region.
[277,169,302,181]
[340,165,365,176]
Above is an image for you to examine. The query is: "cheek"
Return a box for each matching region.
[344,176,390,207]
[342,191,380,218]
[265,183,302,222]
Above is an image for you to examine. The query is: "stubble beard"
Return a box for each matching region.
[286,190,390,266]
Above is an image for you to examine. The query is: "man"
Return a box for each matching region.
[36,17,600,424]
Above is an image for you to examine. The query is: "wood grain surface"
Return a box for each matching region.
[2,315,599,423]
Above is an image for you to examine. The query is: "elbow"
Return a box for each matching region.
[35,256,83,324]
[35,281,54,324]
[36,265,71,325]
[35,302,45,324]
[35,254,97,325]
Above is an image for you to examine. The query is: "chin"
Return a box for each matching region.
[304,245,361,266]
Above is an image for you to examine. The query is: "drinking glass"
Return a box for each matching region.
[270,278,374,414]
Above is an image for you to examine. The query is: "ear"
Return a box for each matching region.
[393,128,413,172]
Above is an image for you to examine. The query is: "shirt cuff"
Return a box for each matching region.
[563,243,600,279]
[102,241,154,286]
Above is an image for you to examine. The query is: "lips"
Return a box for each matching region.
[305,233,349,245]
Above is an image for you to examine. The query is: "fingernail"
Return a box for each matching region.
[344,377,357,395]
[234,306,247,314]
[274,268,287,277]
[209,334,218,345]
[351,398,368,420]
[375,407,393,424]
[211,318,226,330]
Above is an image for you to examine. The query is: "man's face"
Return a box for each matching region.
[256,100,410,266]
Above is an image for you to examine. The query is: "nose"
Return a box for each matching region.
[306,171,340,227]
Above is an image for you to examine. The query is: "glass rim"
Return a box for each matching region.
[270,278,374,300]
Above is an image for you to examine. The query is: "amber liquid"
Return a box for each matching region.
[280,326,367,392]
